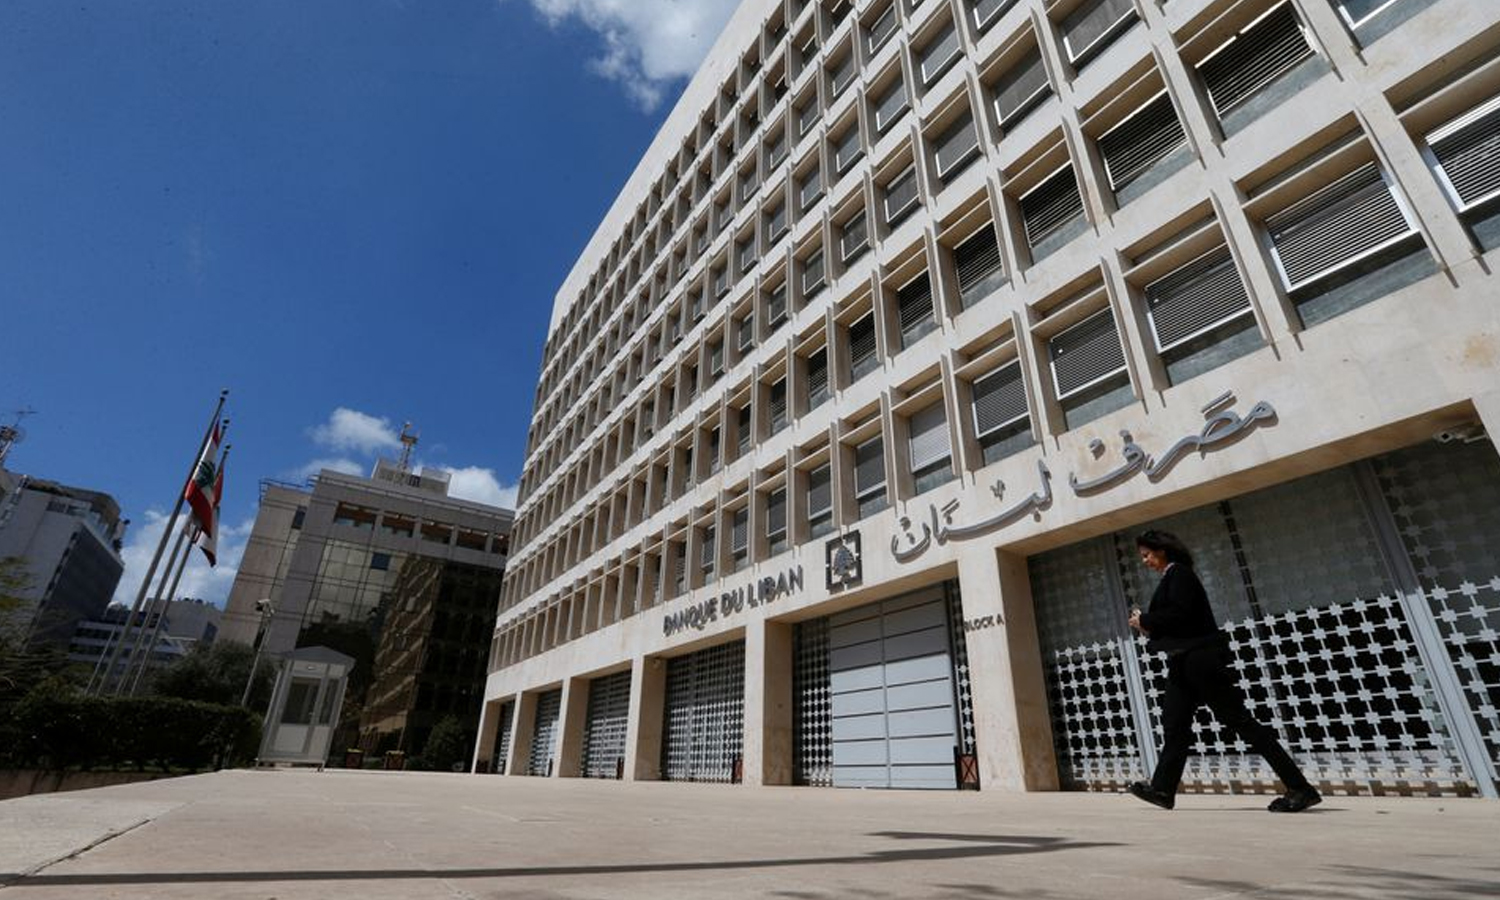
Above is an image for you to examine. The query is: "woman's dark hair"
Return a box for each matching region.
[1135,530,1194,568]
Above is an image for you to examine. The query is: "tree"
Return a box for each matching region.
[150,641,275,710]
[0,556,49,698]
[415,715,470,772]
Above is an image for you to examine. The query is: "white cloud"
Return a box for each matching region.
[442,465,520,510]
[113,510,254,610]
[288,456,366,482]
[511,0,740,110]
[308,408,402,455]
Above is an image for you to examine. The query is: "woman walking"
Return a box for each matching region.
[1126,529,1322,813]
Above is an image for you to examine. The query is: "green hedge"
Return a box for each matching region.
[9,690,261,772]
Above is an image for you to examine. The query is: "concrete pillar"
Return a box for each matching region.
[471,695,506,772]
[508,691,538,777]
[624,654,667,781]
[1473,389,1500,459]
[555,676,590,778]
[958,547,1058,791]
[743,618,794,786]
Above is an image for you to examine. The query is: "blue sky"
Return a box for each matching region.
[0,0,739,605]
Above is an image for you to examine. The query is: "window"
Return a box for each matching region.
[798,96,821,137]
[370,552,392,571]
[767,283,789,327]
[1197,3,1314,123]
[971,0,1017,33]
[866,5,898,55]
[992,45,1050,127]
[972,361,1031,464]
[1143,245,1260,383]
[884,165,920,226]
[1049,308,1129,417]
[803,249,827,298]
[1019,165,1085,253]
[834,124,863,175]
[739,235,758,274]
[731,508,750,570]
[767,488,789,555]
[873,78,909,134]
[769,379,789,434]
[291,507,306,530]
[953,225,1006,307]
[738,404,754,453]
[918,22,962,86]
[854,436,888,517]
[849,313,879,380]
[767,128,788,168]
[1060,0,1137,67]
[808,464,834,538]
[896,272,937,348]
[799,164,823,211]
[933,112,981,182]
[421,521,453,544]
[738,313,756,352]
[807,348,830,409]
[840,210,869,264]
[1264,161,1423,321]
[700,525,716,581]
[740,167,760,203]
[1097,91,1187,196]
[708,427,722,474]
[713,265,730,298]
[709,339,725,376]
[766,200,788,244]
[909,402,954,494]
[829,52,857,97]
[333,503,376,530]
[1422,93,1500,250]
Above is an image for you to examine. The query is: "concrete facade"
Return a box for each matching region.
[484,0,1500,798]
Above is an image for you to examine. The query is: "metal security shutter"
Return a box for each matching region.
[491,701,514,774]
[971,0,1017,33]
[919,22,962,85]
[841,213,869,262]
[993,46,1049,126]
[908,403,951,473]
[528,689,562,776]
[1050,308,1126,400]
[897,273,935,346]
[1098,92,1185,192]
[1426,94,1500,211]
[972,361,1028,438]
[849,314,877,373]
[662,641,746,783]
[885,167,920,225]
[581,671,631,778]
[793,617,833,786]
[807,348,830,406]
[1019,165,1084,249]
[954,225,1005,305]
[875,79,909,133]
[934,113,981,180]
[854,437,886,499]
[1061,0,1136,65]
[1266,162,1414,291]
[829,590,959,789]
[1198,3,1312,119]
[1144,245,1253,351]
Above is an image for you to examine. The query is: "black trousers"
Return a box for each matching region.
[1149,644,1312,795]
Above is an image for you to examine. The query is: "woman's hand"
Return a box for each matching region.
[1128,607,1147,635]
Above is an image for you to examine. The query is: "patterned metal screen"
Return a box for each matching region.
[581,670,631,779]
[491,700,514,774]
[528,689,562,776]
[794,617,833,786]
[662,640,746,782]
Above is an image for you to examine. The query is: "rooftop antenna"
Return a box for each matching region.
[0,407,37,468]
[396,422,419,474]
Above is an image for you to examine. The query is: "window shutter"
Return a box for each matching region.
[739,238,757,273]
[849,314,877,371]
[829,53,856,96]
[1198,4,1312,119]
[919,22,961,85]
[875,79,909,132]
[800,166,823,210]
[972,361,1028,437]
[971,0,1017,32]
[835,127,863,173]
[701,526,716,568]
[738,315,755,351]
[954,225,1004,304]
[807,349,829,404]
[885,167,920,224]
[897,273,935,343]
[799,100,820,136]
[808,464,832,517]
[841,213,869,262]
[732,509,749,552]
[854,437,885,496]
[1097,92,1186,192]
[770,379,787,429]
[1061,0,1136,65]
[767,203,787,242]
[908,404,951,472]
[1426,94,1500,212]
[1019,165,1084,248]
[803,251,826,296]
[1144,246,1252,351]
[768,284,788,324]
[767,489,787,537]
[1050,309,1126,400]
[867,7,897,54]
[934,113,981,179]
[709,341,724,374]
[738,404,753,449]
[993,46,1049,126]
[1265,162,1414,291]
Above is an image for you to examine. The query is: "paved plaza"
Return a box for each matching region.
[1,770,1497,899]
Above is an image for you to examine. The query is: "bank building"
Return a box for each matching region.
[478,0,1500,799]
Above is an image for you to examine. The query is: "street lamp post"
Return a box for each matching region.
[240,599,274,708]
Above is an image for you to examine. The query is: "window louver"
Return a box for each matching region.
[709,342,724,374]
[1144,245,1252,351]
[1426,94,1500,212]
[767,131,787,168]
[908,404,951,471]
[835,127,863,173]
[1266,162,1414,291]
[701,526,716,568]
[1050,308,1126,399]
[934,114,981,179]
[767,489,787,537]
[808,349,829,405]
[799,101,820,136]
[897,273,935,343]
[885,166,920,224]
[954,225,1004,304]
[830,54,856,96]
[1019,165,1084,248]
[768,285,788,324]
[993,46,1049,126]
[1061,0,1136,65]
[739,239,757,273]
[803,251,826,296]
[767,203,787,242]
[854,437,886,495]
[971,0,1017,32]
[875,80,909,133]
[867,7,898,55]
[714,267,729,297]
[770,380,787,430]
[738,316,755,351]
[738,405,753,449]
[972,361,1028,438]
[732,509,749,552]
[920,23,962,85]
[800,167,823,210]
[1198,4,1312,120]
[808,465,833,517]
[849,314,877,372]
[1098,92,1186,192]
[841,213,869,262]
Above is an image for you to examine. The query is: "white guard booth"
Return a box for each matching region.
[257,646,354,767]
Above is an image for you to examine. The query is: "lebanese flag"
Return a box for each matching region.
[194,454,226,566]
[184,421,222,538]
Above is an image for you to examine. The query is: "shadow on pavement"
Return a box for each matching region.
[0,832,1118,888]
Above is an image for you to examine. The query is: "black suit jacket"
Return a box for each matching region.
[1139,564,1224,654]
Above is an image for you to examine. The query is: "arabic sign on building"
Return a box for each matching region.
[891,392,1277,563]
[662,566,806,636]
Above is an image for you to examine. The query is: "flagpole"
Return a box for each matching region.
[122,522,189,695]
[99,391,228,695]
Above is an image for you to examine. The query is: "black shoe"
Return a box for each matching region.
[1127,781,1175,810]
[1268,787,1322,813]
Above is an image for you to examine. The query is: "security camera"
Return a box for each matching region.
[1433,423,1487,445]
[255,598,273,612]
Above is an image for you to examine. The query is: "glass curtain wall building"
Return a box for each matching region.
[481,0,1500,797]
